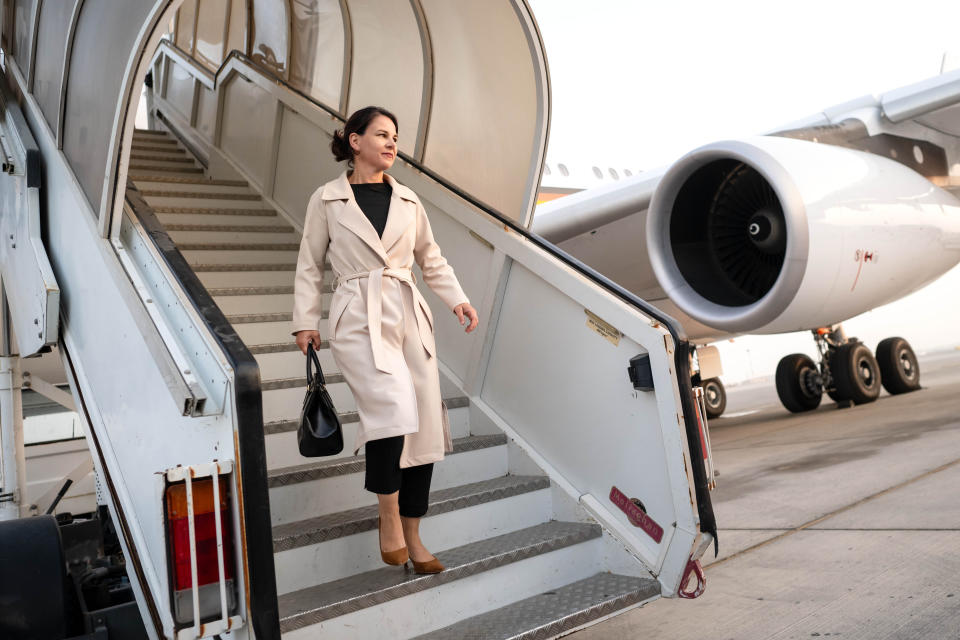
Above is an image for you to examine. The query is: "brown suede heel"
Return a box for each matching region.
[410,556,445,575]
[378,517,409,566]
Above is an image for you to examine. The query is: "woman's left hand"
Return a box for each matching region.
[453,303,479,333]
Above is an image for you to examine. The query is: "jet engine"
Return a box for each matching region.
[646,136,960,334]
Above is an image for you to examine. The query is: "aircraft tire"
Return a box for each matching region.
[702,377,726,418]
[831,342,882,405]
[876,337,921,394]
[775,354,823,413]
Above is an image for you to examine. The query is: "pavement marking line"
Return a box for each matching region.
[706,456,960,570]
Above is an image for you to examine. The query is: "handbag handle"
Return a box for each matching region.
[306,343,326,386]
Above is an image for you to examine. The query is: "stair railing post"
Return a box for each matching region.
[0,279,27,520]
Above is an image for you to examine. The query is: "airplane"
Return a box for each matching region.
[532,69,960,418]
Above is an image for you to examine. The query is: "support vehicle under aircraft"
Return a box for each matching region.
[534,72,960,418]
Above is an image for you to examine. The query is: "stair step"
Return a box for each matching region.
[208,285,326,297]
[196,268,302,289]
[211,291,295,316]
[226,311,296,324]
[181,242,299,251]
[263,396,470,470]
[232,318,297,345]
[164,223,293,233]
[182,249,299,265]
[278,521,599,635]
[263,395,469,434]
[169,229,301,245]
[129,165,204,174]
[414,573,660,640]
[267,433,508,525]
[272,475,550,554]
[153,206,277,216]
[133,128,170,137]
[129,153,191,162]
[131,135,177,144]
[131,144,183,153]
[261,374,345,390]
[141,190,261,201]
[269,434,506,488]
[130,175,247,187]
[246,341,303,355]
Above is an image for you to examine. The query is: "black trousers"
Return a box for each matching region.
[364,436,433,518]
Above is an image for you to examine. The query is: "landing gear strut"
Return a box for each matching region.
[774,326,920,413]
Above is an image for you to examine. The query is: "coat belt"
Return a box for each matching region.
[335,267,419,374]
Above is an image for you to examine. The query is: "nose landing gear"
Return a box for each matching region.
[774,326,920,413]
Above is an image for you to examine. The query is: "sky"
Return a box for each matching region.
[528,0,960,382]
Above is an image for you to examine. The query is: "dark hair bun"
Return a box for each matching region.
[330,129,353,163]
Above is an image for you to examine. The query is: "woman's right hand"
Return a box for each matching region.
[295,330,322,355]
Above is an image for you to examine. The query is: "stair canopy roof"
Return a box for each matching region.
[1,0,550,227]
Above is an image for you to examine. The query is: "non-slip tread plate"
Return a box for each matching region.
[164,223,293,233]
[268,433,507,487]
[263,395,468,434]
[277,520,596,633]
[131,175,248,186]
[413,573,660,640]
[154,207,277,216]
[192,263,296,272]
[272,474,550,553]
[178,242,299,251]
[139,190,261,200]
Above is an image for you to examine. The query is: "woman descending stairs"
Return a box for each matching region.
[129,128,660,639]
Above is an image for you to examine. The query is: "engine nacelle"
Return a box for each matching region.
[647,136,960,334]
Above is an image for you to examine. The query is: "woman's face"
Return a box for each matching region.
[350,115,398,172]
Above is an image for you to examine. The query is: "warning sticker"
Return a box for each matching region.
[585,309,622,346]
[610,486,664,543]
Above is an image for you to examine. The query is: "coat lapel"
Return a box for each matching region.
[379,174,418,254]
[322,171,389,263]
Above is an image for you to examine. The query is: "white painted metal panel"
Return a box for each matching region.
[273,106,342,225]
[220,73,277,188]
[61,0,154,210]
[164,60,196,122]
[32,0,77,134]
[345,0,423,155]
[415,197,493,381]
[419,0,543,221]
[289,0,345,111]
[195,84,217,141]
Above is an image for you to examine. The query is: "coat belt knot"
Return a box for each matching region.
[335,267,421,374]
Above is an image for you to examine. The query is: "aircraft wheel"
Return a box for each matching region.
[830,342,881,405]
[876,337,921,394]
[702,378,726,418]
[775,354,823,413]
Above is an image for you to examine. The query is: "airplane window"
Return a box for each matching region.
[624,169,633,177]
[544,164,552,175]
[609,168,619,180]
[592,166,602,179]
[558,163,569,176]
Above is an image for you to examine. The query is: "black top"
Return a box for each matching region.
[351,182,392,238]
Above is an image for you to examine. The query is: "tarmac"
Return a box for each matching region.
[573,349,960,640]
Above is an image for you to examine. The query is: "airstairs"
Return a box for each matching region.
[125,128,664,638]
[0,2,716,636]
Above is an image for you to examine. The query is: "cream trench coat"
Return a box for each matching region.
[291,171,469,467]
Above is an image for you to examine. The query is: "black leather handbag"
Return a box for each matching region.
[297,344,344,457]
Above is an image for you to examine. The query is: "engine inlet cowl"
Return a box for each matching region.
[647,136,960,335]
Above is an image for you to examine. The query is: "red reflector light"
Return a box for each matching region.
[165,476,235,591]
